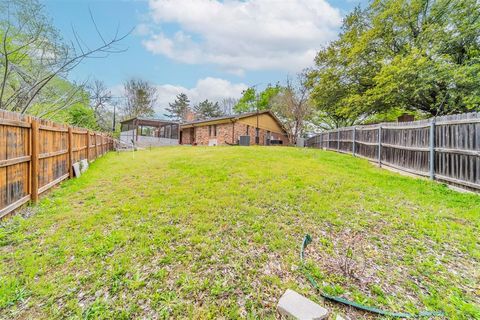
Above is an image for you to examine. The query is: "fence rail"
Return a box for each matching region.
[0,110,115,219]
[306,112,480,191]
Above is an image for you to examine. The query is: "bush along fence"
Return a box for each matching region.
[306,112,480,192]
[0,110,115,219]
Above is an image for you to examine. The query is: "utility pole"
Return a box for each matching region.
[249,83,261,145]
[112,104,116,132]
[256,105,259,145]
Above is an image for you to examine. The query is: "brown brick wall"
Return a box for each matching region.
[194,126,210,145]
[234,122,289,145]
[180,128,193,144]
[192,123,235,146]
[180,121,289,146]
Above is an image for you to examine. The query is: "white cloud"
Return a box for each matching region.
[111,77,248,116]
[133,23,151,36]
[142,0,342,74]
[156,77,248,114]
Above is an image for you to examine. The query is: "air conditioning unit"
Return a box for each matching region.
[296,138,305,147]
[239,136,250,146]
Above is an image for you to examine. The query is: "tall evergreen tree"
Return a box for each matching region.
[193,99,224,120]
[164,93,190,121]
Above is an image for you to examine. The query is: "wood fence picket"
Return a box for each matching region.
[306,112,480,191]
[0,110,115,218]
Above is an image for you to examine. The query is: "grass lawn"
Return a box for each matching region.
[1,146,479,319]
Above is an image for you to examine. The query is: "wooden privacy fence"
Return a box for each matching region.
[306,112,480,191]
[0,110,115,218]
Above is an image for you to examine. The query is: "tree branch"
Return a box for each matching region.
[20,30,131,114]
[0,24,11,108]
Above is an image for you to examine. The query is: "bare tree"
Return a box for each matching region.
[87,79,112,129]
[272,71,313,144]
[0,0,130,116]
[220,97,238,115]
[122,79,157,118]
[34,80,88,118]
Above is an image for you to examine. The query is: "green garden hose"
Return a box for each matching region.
[300,234,444,318]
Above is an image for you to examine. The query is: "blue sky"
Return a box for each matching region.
[42,0,363,113]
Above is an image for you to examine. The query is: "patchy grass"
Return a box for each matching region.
[0,146,479,319]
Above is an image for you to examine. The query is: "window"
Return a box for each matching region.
[140,126,156,137]
[246,125,249,135]
[209,125,217,137]
[121,123,135,132]
[171,124,179,139]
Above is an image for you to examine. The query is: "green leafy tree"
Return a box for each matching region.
[361,108,423,125]
[257,85,283,110]
[233,87,257,113]
[164,93,190,121]
[67,104,99,130]
[309,0,480,120]
[0,0,128,117]
[193,99,224,120]
[233,84,282,113]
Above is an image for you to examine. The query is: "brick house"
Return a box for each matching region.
[179,111,289,146]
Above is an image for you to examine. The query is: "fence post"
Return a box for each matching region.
[94,132,97,159]
[30,119,39,203]
[68,127,74,178]
[86,131,90,162]
[352,127,356,156]
[429,119,436,180]
[337,130,340,150]
[378,126,382,167]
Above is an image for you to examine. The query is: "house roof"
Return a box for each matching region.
[180,110,287,134]
[180,111,259,126]
[120,117,179,125]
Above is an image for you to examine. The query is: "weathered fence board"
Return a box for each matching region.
[306,112,480,192]
[0,110,115,219]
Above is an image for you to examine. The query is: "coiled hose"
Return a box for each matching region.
[300,234,444,318]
